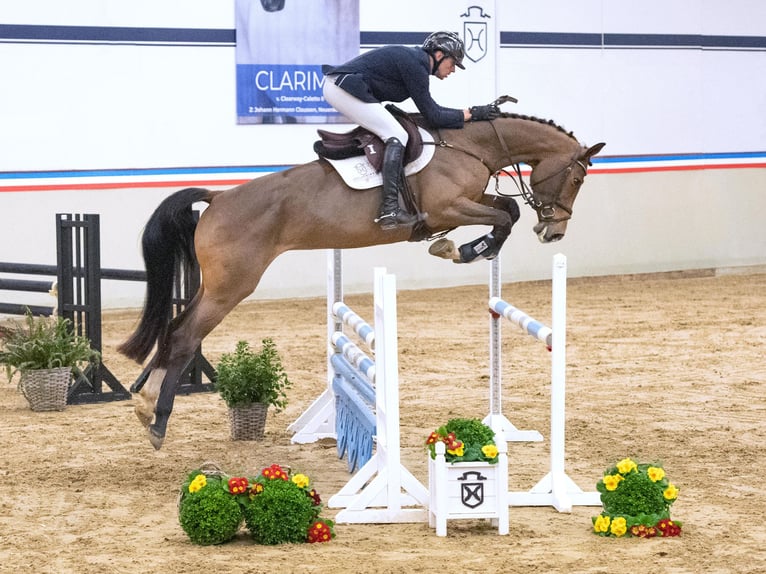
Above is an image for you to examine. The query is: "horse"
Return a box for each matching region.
[119,109,605,449]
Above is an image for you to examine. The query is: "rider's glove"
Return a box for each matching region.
[469,104,501,121]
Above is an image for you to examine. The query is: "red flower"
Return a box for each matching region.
[228,477,248,495]
[656,518,682,537]
[306,488,322,506]
[307,520,333,543]
[261,464,289,481]
[446,439,463,451]
[425,432,441,445]
[630,524,657,538]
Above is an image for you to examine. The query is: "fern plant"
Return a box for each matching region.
[0,310,100,381]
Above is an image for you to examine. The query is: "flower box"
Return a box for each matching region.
[428,435,509,536]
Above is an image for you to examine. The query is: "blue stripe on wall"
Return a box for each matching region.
[0,24,234,45]
[500,31,766,50]
[0,25,764,50]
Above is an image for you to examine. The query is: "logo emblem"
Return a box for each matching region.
[458,470,487,508]
[461,5,492,64]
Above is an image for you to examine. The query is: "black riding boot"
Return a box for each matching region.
[375,137,417,230]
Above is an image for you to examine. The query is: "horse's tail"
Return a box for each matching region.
[118,187,213,363]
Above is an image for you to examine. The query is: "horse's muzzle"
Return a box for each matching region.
[534,222,565,243]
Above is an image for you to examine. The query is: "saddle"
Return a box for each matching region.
[313,105,424,172]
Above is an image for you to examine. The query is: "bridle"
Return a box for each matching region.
[428,118,589,224]
[487,121,588,224]
[509,155,589,223]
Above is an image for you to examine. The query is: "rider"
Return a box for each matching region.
[323,31,500,230]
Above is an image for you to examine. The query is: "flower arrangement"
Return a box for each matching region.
[426,418,499,464]
[592,457,681,538]
[177,462,335,545]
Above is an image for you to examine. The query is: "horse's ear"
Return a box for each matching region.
[584,142,606,160]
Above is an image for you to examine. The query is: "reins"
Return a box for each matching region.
[426,120,587,224]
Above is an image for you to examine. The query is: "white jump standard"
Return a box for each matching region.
[289,250,428,523]
[487,253,600,512]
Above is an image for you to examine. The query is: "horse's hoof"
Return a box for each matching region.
[428,238,459,261]
[147,427,165,450]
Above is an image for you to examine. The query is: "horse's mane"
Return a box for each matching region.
[408,109,576,141]
[408,109,577,141]
[498,112,577,141]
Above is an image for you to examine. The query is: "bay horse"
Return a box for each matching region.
[119,109,605,449]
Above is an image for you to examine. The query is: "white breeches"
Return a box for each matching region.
[323,78,409,145]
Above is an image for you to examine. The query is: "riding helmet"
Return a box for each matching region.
[421,31,466,69]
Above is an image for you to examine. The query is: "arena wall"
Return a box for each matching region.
[1,1,764,309]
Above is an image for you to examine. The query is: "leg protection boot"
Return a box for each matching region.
[375,137,417,230]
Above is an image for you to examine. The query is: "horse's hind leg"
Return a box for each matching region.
[429,196,520,263]
[142,286,251,449]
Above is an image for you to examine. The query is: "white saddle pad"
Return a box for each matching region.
[324,127,435,190]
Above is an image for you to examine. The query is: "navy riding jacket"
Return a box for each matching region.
[324,45,465,129]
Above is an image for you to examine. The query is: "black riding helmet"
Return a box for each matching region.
[422,31,466,74]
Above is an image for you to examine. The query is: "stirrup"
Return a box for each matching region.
[374,211,417,230]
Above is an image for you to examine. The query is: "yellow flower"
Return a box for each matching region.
[610,516,627,537]
[188,474,207,493]
[593,514,611,533]
[292,473,310,489]
[482,444,499,459]
[664,483,679,500]
[616,458,637,474]
[647,466,665,482]
[447,445,465,457]
[602,474,624,491]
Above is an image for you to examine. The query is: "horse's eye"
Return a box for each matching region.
[573,177,582,186]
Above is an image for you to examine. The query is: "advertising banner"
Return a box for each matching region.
[235,0,359,124]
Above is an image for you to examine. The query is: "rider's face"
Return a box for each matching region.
[433,52,457,79]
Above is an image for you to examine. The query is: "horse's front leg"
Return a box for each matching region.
[429,195,520,263]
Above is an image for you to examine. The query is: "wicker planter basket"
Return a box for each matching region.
[228,403,269,440]
[18,366,71,412]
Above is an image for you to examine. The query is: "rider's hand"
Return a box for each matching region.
[469,104,501,121]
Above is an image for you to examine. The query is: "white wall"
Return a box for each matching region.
[0,0,764,310]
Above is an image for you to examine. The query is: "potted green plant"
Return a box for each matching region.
[0,310,100,411]
[214,338,292,440]
[425,417,509,536]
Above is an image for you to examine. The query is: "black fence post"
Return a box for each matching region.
[56,214,131,403]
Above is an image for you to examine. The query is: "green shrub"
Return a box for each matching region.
[426,417,498,463]
[592,458,681,538]
[243,476,320,544]
[600,468,669,516]
[214,339,291,410]
[178,472,243,545]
